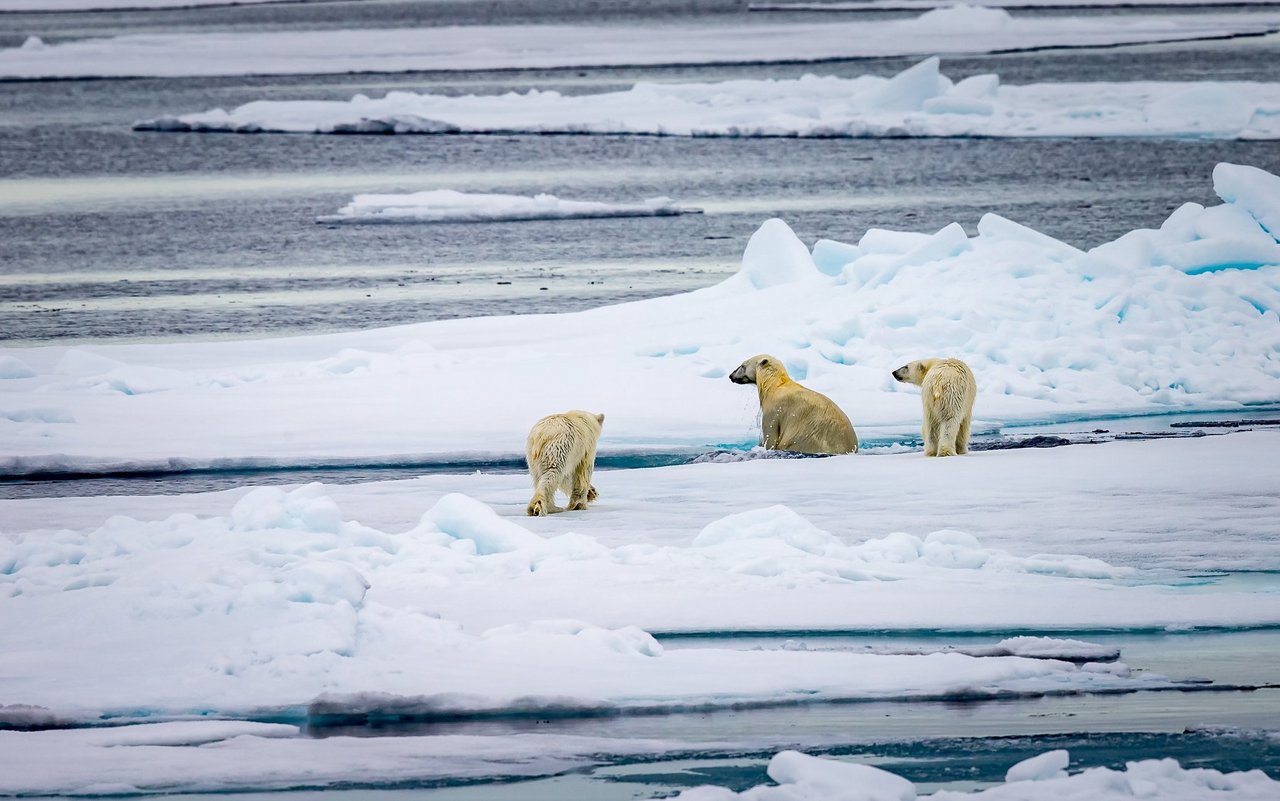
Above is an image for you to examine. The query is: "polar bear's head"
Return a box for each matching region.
[729,354,784,385]
[892,359,940,386]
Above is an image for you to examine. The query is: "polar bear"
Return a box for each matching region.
[525,410,604,516]
[729,354,858,455]
[892,358,977,457]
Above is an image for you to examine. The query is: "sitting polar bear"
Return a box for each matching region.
[892,358,977,457]
[729,354,858,455]
[525,410,604,516]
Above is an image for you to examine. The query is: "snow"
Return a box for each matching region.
[318,190,698,225]
[3,162,1278,477]
[6,11,1280,79]
[675,750,1280,800]
[134,57,1280,140]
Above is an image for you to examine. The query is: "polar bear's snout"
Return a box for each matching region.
[891,365,909,382]
[729,364,753,384]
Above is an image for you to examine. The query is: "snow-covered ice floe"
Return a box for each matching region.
[7,7,1280,79]
[134,56,1280,140]
[2,162,1278,476]
[673,749,1280,800]
[0,470,1275,726]
[2,730,1279,798]
[317,191,699,225]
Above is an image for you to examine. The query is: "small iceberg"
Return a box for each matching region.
[317,190,702,224]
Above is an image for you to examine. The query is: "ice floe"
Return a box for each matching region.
[135,57,1280,139]
[1,477,1268,726]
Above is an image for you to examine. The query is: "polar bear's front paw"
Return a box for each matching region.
[527,498,549,516]
[586,485,598,502]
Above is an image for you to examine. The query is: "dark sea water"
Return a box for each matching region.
[2,2,1280,795]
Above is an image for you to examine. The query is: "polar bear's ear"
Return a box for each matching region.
[759,357,770,367]
[596,413,605,424]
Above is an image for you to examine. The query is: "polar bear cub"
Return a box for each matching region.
[730,354,858,455]
[525,410,604,516]
[892,358,976,457]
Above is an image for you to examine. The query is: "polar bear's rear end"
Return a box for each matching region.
[525,410,604,516]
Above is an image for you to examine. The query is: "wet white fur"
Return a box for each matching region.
[525,410,604,516]
[730,354,858,455]
[894,358,977,457]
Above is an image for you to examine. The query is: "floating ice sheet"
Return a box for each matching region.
[134,57,1280,140]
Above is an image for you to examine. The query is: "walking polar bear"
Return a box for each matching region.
[525,410,604,516]
[892,358,977,457]
[729,354,859,455]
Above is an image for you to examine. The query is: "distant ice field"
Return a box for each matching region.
[6,7,1280,79]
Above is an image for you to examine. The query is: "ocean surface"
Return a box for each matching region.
[2,2,1280,795]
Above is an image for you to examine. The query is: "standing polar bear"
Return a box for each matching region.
[729,354,858,455]
[525,410,604,516]
[892,358,977,457]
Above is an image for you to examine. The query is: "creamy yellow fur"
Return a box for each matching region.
[892,358,977,457]
[525,410,604,516]
[729,354,858,455]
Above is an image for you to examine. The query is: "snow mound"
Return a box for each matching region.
[1215,163,1280,241]
[231,484,343,533]
[737,218,821,289]
[0,356,36,379]
[994,636,1120,661]
[1005,749,1070,782]
[419,492,545,555]
[318,191,700,224]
